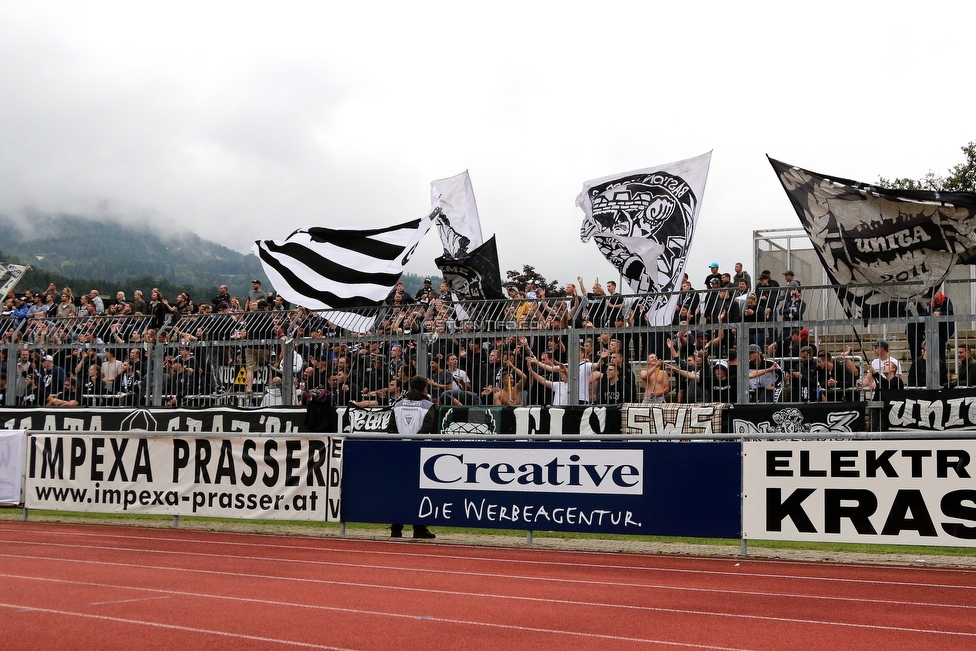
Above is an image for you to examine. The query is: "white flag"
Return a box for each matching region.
[578,151,711,326]
[0,263,29,299]
[252,210,436,332]
[431,170,484,259]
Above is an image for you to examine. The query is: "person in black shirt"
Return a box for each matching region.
[817,347,859,402]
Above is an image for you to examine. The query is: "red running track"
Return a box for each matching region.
[2,522,976,650]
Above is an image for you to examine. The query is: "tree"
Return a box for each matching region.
[879,141,976,192]
[504,265,564,297]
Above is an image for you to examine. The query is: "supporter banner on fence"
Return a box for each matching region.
[727,403,865,435]
[883,388,976,431]
[26,433,342,521]
[578,152,711,326]
[0,430,26,505]
[342,440,740,537]
[0,407,307,434]
[621,403,724,437]
[769,157,976,318]
[743,440,976,547]
[433,405,623,438]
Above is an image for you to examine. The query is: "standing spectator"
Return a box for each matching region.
[863,360,904,400]
[89,290,105,314]
[100,349,124,393]
[783,270,800,288]
[955,344,976,388]
[212,284,231,308]
[640,353,670,403]
[704,263,721,288]
[733,262,752,291]
[57,288,77,318]
[780,287,806,339]
[787,345,820,402]
[595,362,632,405]
[415,278,435,304]
[817,347,859,402]
[747,344,783,403]
[245,280,267,311]
[867,339,903,377]
[707,359,736,403]
[387,375,437,539]
[130,289,148,316]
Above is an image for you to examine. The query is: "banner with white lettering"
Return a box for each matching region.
[0,430,26,505]
[727,404,865,435]
[436,405,622,438]
[26,434,341,521]
[0,407,307,434]
[743,440,976,547]
[342,440,740,537]
[621,403,724,437]
[883,388,976,431]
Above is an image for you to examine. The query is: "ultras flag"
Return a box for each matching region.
[577,151,711,326]
[434,236,504,300]
[0,263,29,300]
[768,157,976,317]
[430,170,484,259]
[252,210,437,332]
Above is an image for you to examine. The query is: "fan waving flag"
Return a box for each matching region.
[769,157,976,317]
[577,151,711,326]
[431,170,484,259]
[253,210,437,332]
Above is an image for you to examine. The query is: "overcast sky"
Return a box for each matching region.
[2,1,973,292]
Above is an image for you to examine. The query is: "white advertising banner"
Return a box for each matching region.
[0,430,26,505]
[743,440,976,547]
[26,434,343,521]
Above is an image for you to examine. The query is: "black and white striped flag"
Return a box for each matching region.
[252,210,437,330]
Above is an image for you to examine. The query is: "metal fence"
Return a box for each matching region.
[2,281,974,408]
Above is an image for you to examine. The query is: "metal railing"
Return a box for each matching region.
[3,281,974,409]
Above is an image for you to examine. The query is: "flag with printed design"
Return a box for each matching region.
[578,152,711,326]
[431,170,484,259]
[769,157,976,317]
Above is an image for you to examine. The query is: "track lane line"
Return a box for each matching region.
[0,601,358,650]
[3,557,975,640]
[5,525,976,581]
[4,538,976,596]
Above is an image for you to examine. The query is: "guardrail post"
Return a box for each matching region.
[3,341,16,406]
[150,342,165,407]
[282,338,295,406]
[924,315,940,390]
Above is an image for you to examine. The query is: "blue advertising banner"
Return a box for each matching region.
[342,440,741,538]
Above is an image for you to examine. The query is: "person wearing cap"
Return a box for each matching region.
[37,354,65,404]
[708,358,736,403]
[415,278,434,303]
[755,270,780,327]
[704,263,721,288]
[245,279,267,311]
[748,343,782,403]
[783,270,800,288]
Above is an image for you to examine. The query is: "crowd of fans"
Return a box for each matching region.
[1,262,969,410]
